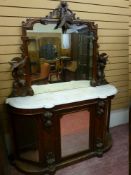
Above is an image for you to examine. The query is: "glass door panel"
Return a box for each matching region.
[60,110,90,157]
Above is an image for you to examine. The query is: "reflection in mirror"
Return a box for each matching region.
[14,117,39,162]
[60,110,90,157]
[27,23,94,84]
[28,38,40,75]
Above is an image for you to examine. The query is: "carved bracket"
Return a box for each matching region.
[46,152,56,174]
[90,53,108,87]
[9,57,34,97]
[42,111,53,128]
[97,99,106,117]
[97,53,108,85]
[95,138,104,157]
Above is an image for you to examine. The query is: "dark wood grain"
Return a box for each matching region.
[7,96,114,175]
[0,118,9,175]
[9,1,108,97]
[129,106,131,174]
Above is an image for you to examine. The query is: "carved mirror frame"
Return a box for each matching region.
[9,1,108,97]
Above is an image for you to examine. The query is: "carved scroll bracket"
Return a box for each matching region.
[90,53,108,87]
[97,53,108,85]
[97,98,106,117]
[42,111,53,128]
[95,138,104,157]
[46,152,56,175]
[9,57,34,97]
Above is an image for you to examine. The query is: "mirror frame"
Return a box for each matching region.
[9,1,108,97]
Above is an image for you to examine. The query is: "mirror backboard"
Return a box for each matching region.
[9,1,108,97]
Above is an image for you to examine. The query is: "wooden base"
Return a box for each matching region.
[12,134,112,175]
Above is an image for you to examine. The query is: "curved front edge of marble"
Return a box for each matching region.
[6,84,118,110]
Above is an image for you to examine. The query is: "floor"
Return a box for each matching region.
[10,124,128,175]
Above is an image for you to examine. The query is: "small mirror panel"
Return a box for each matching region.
[60,110,90,157]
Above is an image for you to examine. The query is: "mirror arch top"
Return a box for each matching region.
[9,1,108,97]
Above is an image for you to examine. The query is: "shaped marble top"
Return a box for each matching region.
[6,81,117,109]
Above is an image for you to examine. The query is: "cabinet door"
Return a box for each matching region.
[58,102,96,160]
[60,110,90,157]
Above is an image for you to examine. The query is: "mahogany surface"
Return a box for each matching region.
[129,106,131,174]
[7,96,113,175]
[6,2,116,175]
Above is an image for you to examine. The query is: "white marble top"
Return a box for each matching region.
[6,81,117,109]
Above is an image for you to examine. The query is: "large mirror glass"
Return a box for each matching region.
[27,23,94,84]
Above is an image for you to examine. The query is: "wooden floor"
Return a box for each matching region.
[10,124,128,175]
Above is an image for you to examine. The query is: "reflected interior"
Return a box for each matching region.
[27,24,94,84]
[60,110,90,157]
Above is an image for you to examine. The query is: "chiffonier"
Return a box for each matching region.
[6,1,117,175]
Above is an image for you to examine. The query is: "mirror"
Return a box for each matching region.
[27,23,94,84]
[60,110,90,157]
[9,1,108,97]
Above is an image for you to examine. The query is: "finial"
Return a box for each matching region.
[60,1,67,8]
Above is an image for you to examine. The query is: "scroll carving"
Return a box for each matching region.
[97,53,108,85]
[91,53,108,86]
[97,99,106,116]
[41,1,76,33]
[9,57,34,97]
[9,0,108,97]
[22,1,97,33]
[42,111,53,128]
[95,138,104,157]
[46,152,56,174]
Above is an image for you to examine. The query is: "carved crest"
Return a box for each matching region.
[41,1,76,33]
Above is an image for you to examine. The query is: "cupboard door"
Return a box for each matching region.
[60,110,90,157]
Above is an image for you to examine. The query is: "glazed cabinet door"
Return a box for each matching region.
[55,102,96,163]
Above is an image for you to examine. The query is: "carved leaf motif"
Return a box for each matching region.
[9,57,34,97]
[97,53,108,85]
[42,111,53,128]
[97,100,105,116]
